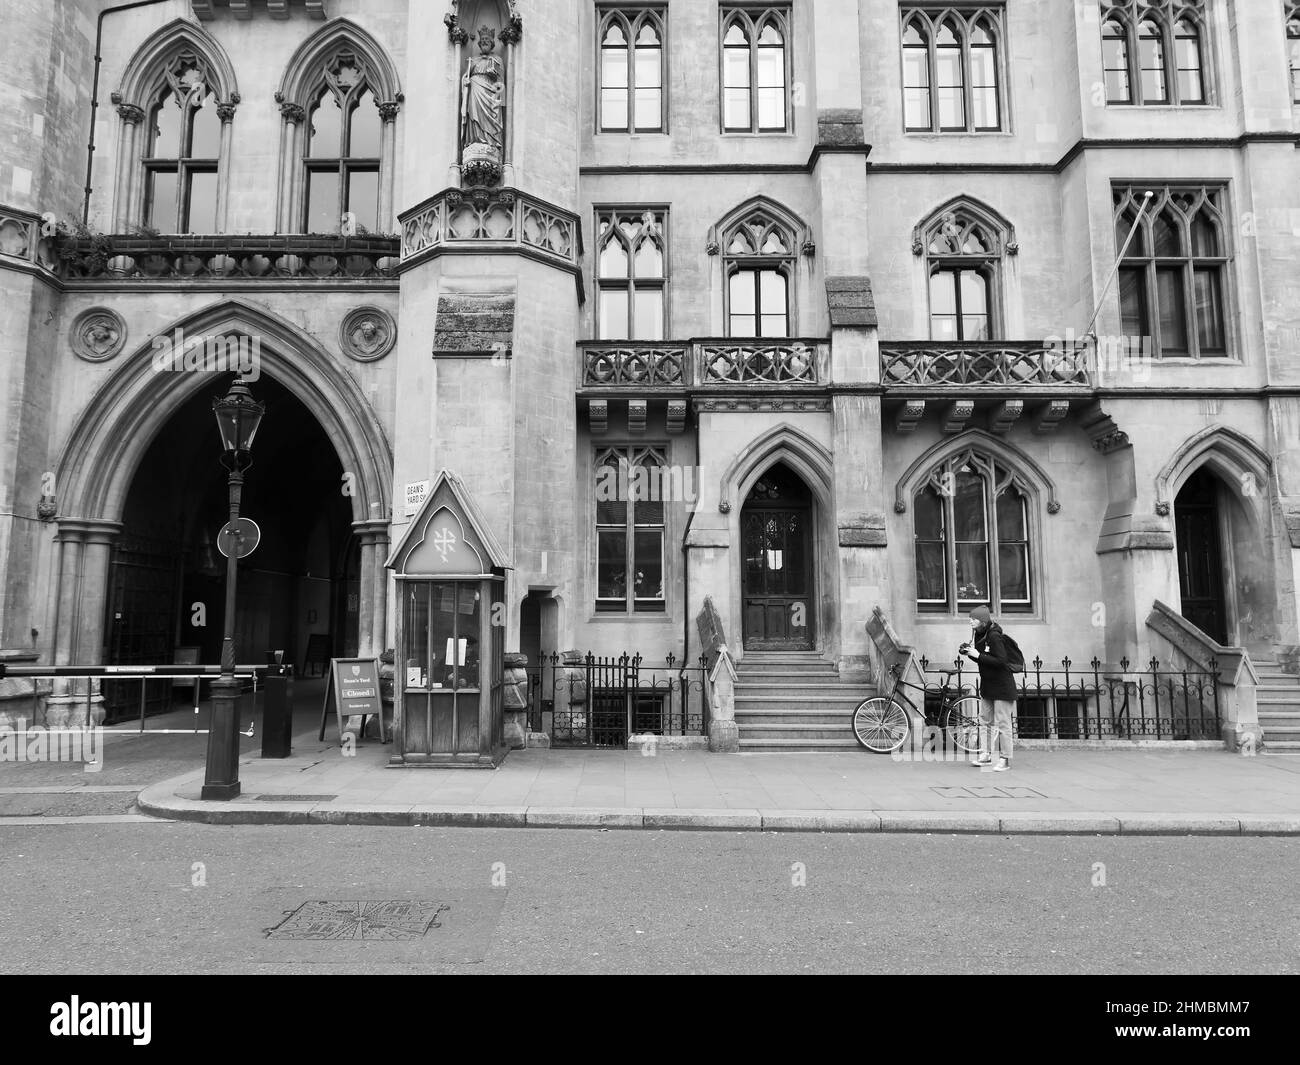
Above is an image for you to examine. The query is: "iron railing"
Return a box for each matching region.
[524,652,708,748]
[917,654,1220,740]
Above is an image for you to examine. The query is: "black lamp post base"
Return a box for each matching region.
[201,781,241,800]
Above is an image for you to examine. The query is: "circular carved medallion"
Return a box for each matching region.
[70,308,127,362]
[339,307,396,362]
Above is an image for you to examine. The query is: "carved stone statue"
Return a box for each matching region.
[460,26,504,185]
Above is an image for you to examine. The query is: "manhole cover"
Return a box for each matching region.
[265,900,450,941]
[252,794,337,802]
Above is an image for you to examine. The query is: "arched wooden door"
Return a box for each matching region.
[741,463,814,649]
[1174,468,1228,644]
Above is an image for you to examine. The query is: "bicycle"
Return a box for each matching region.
[851,663,985,754]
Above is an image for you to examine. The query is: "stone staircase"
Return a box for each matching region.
[1253,658,1300,750]
[734,651,876,751]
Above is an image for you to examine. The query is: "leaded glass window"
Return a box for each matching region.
[918,203,1007,340]
[721,7,790,132]
[303,49,382,233]
[723,209,793,337]
[900,8,1004,132]
[595,447,667,613]
[1099,1,1209,106]
[914,450,1033,613]
[142,52,219,233]
[599,8,665,132]
[1113,185,1229,358]
[596,209,667,339]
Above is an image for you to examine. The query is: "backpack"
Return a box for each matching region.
[999,631,1026,673]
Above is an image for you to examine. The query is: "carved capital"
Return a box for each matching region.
[444,12,470,44]
[116,103,145,124]
[378,100,401,120]
[215,102,237,121]
[279,102,306,123]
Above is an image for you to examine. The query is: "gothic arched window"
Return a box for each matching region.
[1100,1,1209,106]
[914,449,1033,614]
[599,9,665,133]
[900,8,1003,132]
[596,209,666,339]
[1113,184,1228,359]
[303,50,382,233]
[721,7,789,133]
[916,201,1011,341]
[142,53,221,233]
[276,21,402,234]
[113,22,238,233]
[723,208,794,337]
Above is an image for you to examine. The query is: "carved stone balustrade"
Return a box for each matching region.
[881,341,1091,389]
[578,339,830,394]
[582,343,687,388]
[697,339,828,385]
[880,341,1093,436]
[0,208,59,276]
[400,187,581,290]
[55,233,400,283]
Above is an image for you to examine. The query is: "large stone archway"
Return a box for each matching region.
[47,299,393,710]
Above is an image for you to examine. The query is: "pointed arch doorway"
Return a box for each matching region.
[1174,467,1228,644]
[740,462,814,650]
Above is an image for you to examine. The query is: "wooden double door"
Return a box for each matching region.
[741,465,814,650]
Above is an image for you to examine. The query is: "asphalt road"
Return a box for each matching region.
[1,820,1296,975]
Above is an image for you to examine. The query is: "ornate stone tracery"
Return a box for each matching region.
[70,308,127,363]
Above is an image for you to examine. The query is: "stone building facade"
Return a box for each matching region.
[2,0,1299,745]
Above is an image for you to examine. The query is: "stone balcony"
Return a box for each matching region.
[579,339,830,433]
[53,232,400,284]
[880,340,1092,435]
[399,186,582,294]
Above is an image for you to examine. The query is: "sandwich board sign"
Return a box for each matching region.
[318,657,384,743]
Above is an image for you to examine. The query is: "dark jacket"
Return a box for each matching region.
[970,623,1019,702]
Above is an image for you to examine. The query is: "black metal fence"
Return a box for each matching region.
[917,655,1221,740]
[524,652,709,748]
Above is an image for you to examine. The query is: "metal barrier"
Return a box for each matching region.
[917,655,1221,740]
[0,664,274,735]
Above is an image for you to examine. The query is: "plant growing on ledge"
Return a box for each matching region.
[53,221,113,276]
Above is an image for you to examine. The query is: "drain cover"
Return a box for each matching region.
[252,794,337,802]
[265,900,450,941]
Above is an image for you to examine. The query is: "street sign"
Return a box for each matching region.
[217,517,261,559]
[404,479,430,517]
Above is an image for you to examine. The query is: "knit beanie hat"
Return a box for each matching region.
[969,605,992,626]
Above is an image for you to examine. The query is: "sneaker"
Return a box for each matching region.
[991,758,1010,772]
[970,755,992,767]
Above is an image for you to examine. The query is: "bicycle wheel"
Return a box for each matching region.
[943,696,984,754]
[852,697,910,753]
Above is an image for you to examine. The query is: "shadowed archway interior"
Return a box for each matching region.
[103,373,356,720]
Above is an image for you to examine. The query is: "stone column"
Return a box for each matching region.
[113,104,145,231]
[377,100,401,230]
[215,99,238,232]
[275,102,305,232]
[46,517,121,727]
[352,518,391,658]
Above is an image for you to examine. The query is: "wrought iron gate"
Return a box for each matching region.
[103,534,182,723]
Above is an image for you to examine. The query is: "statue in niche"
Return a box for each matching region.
[460,26,504,186]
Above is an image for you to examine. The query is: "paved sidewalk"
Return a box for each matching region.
[136,727,1300,835]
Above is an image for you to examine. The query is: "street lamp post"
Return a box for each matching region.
[202,380,265,800]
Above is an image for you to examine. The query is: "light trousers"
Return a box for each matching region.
[979,697,1015,760]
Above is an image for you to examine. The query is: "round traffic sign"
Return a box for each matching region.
[216,517,261,559]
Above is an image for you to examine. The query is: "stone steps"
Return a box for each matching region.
[734,653,874,751]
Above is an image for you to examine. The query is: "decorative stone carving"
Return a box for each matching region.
[377,100,401,120]
[588,399,608,434]
[705,240,720,255]
[1033,398,1071,434]
[460,27,505,186]
[215,102,237,121]
[941,400,974,433]
[70,308,127,362]
[801,239,816,257]
[279,101,305,122]
[1155,500,1171,517]
[666,400,687,435]
[339,306,396,361]
[718,499,731,514]
[116,103,145,124]
[498,0,524,44]
[989,399,1024,434]
[893,499,908,514]
[1047,500,1062,515]
[627,399,647,433]
[37,497,57,522]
